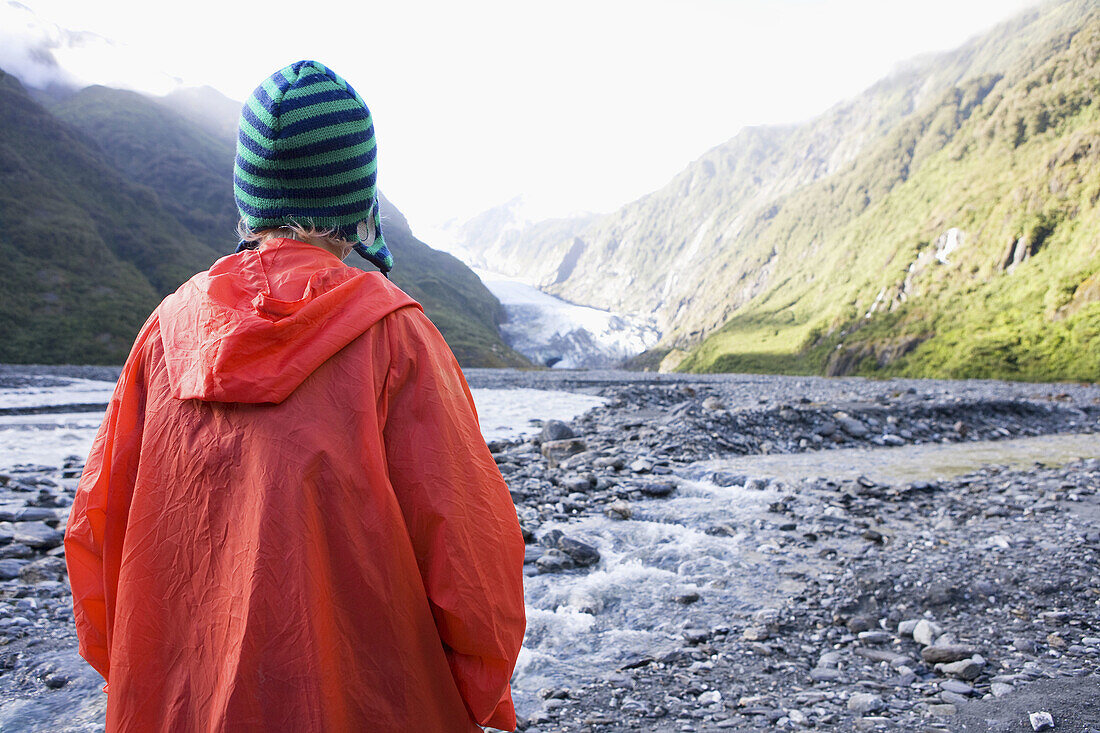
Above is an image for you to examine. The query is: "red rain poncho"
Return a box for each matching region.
[64,238,527,732]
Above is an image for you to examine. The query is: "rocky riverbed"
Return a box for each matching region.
[1,368,1098,732]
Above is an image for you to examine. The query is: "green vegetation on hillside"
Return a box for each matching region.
[2,74,526,367]
[0,70,219,363]
[52,86,239,256]
[453,0,1098,381]
[680,13,1100,381]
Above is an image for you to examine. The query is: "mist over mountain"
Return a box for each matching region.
[0,71,526,367]
[455,0,1100,381]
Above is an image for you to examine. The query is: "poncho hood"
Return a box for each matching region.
[158,238,417,404]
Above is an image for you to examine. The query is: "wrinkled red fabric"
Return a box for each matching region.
[64,239,527,732]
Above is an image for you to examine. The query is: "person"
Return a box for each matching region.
[64,60,526,732]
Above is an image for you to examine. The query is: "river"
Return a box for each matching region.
[1,371,1098,731]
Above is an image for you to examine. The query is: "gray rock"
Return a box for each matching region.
[15,507,57,522]
[535,549,574,573]
[0,542,33,559]
[742,626,770,641]
[557,537,600,567]
[939,656,984,680]
[846,693,884,713]
[0,558,29,580]
[604,500,632,520]
[990,681,1014,697]
[1014,638,1039,653]
[857,630,892,644]
[18,556,67,583]
[809,668,842,682]
[682,628,710,644]
[913,619,943,646]
[939,679,974,696]
[846,614,876,633]
[639,481,675,498]
[541,438,587,467]
[898,619,920,637]
[11,521,63,549]
[836,416,869,438]
[940,690,969,705]
[593,455,625,470]
[523,546,545,565]
[1029,711,1054,731]
[540,420,575,442]
[922,644,978,663]
[561,474,595,492]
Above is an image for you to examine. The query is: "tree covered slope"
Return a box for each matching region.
[0,70,219,363]
[680,7,1100,381]
[1,76,525,367]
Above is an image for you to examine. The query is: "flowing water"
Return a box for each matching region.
[0,379,606,468]
[507,432,1100,716]
[2,374,1099,728]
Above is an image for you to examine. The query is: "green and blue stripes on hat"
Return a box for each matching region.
[234,60,393,273]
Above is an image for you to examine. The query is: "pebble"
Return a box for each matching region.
[10,521,63,549]
[912,619,942,646]
[539,420,575,442]
[1029,711,1055,731]
[938,655,984,680]
[939,679,974,696]
[922,644,978,664]
[846,692,884,713]
[898,619,920,637]
[810,668,842,682]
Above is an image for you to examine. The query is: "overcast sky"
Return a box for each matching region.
[5,0,1041,231]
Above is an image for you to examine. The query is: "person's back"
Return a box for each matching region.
[65,61,526,733]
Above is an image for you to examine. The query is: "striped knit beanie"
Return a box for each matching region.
[233,60,393,272]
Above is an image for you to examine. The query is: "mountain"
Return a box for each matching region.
[51,85,240,257]
[368,195,529,367]
[444,196,598,273]
[0,69,220,363]
[159,85,242,145]
[3,77,526,367]
[457,0,1099,381]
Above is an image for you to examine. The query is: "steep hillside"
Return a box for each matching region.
[32,84,527,367]
[52,85,239,256]
[455,0,1097,380]
[159,85,242,145]
[0,70,220,363]
[680,11,1100,381]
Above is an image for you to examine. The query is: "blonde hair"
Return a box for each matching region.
[237,219,348,249]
